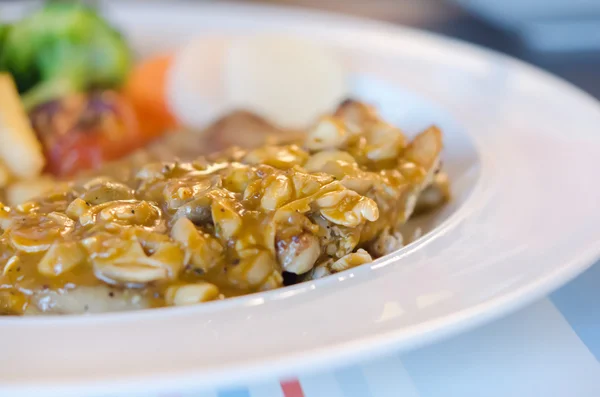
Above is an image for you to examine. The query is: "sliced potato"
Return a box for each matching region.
[0,74,45,179]
[6,176,56,206]
[225,35,348,130]
[0,160,10,188]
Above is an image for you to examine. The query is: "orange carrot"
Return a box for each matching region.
[122,53,178,139]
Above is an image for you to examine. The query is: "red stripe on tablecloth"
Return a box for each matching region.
[281,379,305,397]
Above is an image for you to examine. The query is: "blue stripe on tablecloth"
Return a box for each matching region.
[333,365,372,397]
[551,262,600,361]
[400,299,600,397]
[217,388,251,397]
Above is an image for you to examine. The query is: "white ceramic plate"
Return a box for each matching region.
[3,2,600,396]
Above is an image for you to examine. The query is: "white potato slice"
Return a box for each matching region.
[0,160,10,188]
[0,74,45,179]
[6,176,56,206]
[225,35,348,130]
[167,36,233,130]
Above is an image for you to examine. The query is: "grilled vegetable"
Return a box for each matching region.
[29,90,140,177]
[122,54,177,138]
[0,2,132,110]
[0,74,45,179]
[0,24,10,58]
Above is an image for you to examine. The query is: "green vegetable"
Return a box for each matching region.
[0,24,10,59]
[0,2,132,110]
[0,24,8,44]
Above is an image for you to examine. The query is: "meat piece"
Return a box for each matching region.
[78,111,298,183]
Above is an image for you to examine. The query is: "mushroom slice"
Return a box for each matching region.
[9,212,74,253]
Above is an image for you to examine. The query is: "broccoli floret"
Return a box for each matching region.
[0,24,10,60]
[0,2,132,110]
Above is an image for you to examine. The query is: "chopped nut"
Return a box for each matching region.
[89,230,184,285]
[316,189,379,228]
[276,232,321,274]
[66,198,89,220]
[227,249,278,288]
[330,249,373,272]
[305,116,348,151]
[259,272,284,291]
[404,126,443,170]
[260,174,293,211]
[0,204,13,230]
[334,99,378,133]
[171,218,223,272]
[243,145,309,169]
[165,282,220,306]
[2,256,19,276]
[210,194,242,240]
[303,150,357,173]
[38,241,86,277]
[364,121,407,161]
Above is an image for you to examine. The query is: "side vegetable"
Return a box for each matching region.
[30,91,141,177]
[0,74,45,180]
[0,24,10,58]
[0,2,132,111]
[122,54,178,139]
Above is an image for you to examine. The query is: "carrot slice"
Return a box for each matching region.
[122,54,178,139]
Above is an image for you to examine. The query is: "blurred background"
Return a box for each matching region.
[249,0,600,99]
[0,0,597,201]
